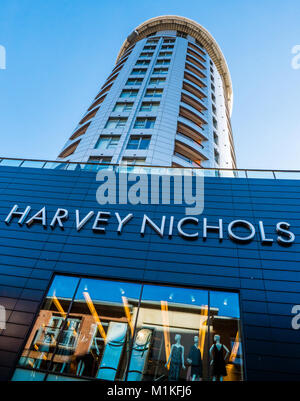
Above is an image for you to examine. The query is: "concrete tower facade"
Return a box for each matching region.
[57,16,236,169]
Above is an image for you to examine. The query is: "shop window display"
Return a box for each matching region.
[13,276,243,381]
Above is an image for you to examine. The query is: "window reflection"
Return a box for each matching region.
[50,279,141,380]
[14,276,244,381]
[209,292,243,381]
[130,285,209,381]
[16,276,80,373]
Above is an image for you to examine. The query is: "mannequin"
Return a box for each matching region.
[187,336,202,381]
[165,334,185,381]
[209,334,229,381]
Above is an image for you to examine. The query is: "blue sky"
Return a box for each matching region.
[0,0,299,170]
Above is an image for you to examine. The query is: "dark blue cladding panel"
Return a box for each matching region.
[0,166,300,381]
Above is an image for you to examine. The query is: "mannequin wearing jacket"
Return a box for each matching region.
[187,336,202,381]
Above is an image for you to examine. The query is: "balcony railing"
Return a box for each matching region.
[0,157,300,180]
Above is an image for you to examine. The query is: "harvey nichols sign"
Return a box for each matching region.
[3,204,295,246]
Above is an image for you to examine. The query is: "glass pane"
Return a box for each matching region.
[0,159,23,167]
[219,170,246,178]
[15,276,79,374]
[105,120,116,129]
[127,143,138,150]
[95,138,110,150]
[44,162,67,170]
[116,120,126,127]
[134,120,145,128]
[246,170,274,179]
[49,278,142,381]
[21,161,45,168]
[66,163,86,171]
[129,284,209,381]
[46,374,87,381]
[274,171,300,180]
[139,138,150,149]
[12,369,46,381]
[202,169,220,177]
[107,138,119,148]
[209,291,243,381]
[124,104,133,111]
[145,120,155,129]
[113,104,123,112]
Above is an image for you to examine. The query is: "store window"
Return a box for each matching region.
[208,291,243,381]
[13,276,244,381]
[13,276,141,381]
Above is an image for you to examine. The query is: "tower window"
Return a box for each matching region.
[149,77,166,85]
[105,117,127,129]
[134,117,156,129]
[212,117,218,130]
[214,149,220,164]
[136,60,150,66]
[113,102,134,112]
[156,59,170,66]
[213,131,219,145]
[95,135,120,150]
[158,51,172,57]
[120,89,139,98]
[163,39,175,44]
[161,45,174,50]
[147,38,159,44]
[122,157,146,165]
[143,45,156,50]
[126,78,143,86]
[140,101,160,112]
[131,68,147,75]
[86,156,112,170]
[177,31,187,38]
[126,135,151,150]
[153,67,168,75]
[140,52,154,58]
[145,88,163,98]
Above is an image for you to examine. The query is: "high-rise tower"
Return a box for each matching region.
[57,16,236,169]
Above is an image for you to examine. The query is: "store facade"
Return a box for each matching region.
[0,163,299,381]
